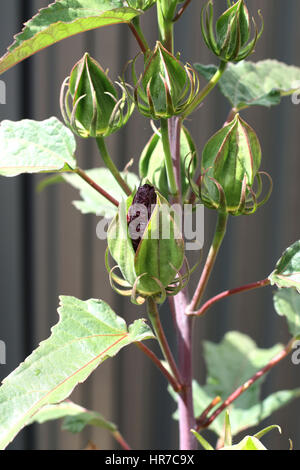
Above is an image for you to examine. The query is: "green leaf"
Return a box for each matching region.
[190,430,214,450]
[194,60,300,109]
[273,288,300,337]
[169,331,300,438]
[0,117,76,176]
[29,400,117,433]
[0,296,154,449]
[63,168,139,218]
[0,0,141,76]
[269,241,300,292]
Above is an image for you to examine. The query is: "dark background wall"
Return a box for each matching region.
[0,0,300,450]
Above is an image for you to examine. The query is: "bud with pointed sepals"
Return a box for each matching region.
[60,53,133,138]
[194,114,272,216]
[201,0,263,63]
[107,184,185,304]
[132,42,199,119]
[139,126,197,200]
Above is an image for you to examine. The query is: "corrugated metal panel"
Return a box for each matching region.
[0,0,299,450]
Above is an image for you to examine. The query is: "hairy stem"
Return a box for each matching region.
[147,297,183,387]
[136,341,182,392]
[96,137,132,196]
[75,168,119,207]
[187,211,228,314]
[189,278,271,317]
[161,118,180,198]
[183,60,227,118]
[197,337,297,430]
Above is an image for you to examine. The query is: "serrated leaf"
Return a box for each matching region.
[63,168,139,218]
[29,400,117,433]
[269,241,300,292]
[0,0,141,76]
[0,296,154,449]
[169,331,300,438]
[0,117,76,176]
[194,60,300,109]
[273,288,300,337]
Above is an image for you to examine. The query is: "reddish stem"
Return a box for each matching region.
[136,341,182,393]
[128,22,148,55]
[76,168,119,207]
[173,0,193,22]
[112,430,131,451]
[189,278,270,317]
[197,337,296,430]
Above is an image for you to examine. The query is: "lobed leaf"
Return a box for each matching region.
[273,288,300,337]
[0,117,76,176]
[269,241,300,292]
[0,296,154,449]
[0,0,141,76]
[195,60,300,110]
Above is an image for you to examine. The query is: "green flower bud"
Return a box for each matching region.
[60,53,133,138]
[107,184,185,303]
[201,0,263,62]
[132,42,199,119]
[139,126,197,200]
[196,114,272,216]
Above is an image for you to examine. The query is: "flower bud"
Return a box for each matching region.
[139,126,197,200]
[107,184,185,303]
[60,53,133,138]
[132,42,199,119]
[201,0,263,62]
[196,114,271,215]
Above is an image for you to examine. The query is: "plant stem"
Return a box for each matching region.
[183,61,227,118]
[161,118,180,198]
[197,337,298,430]
[173,0,192,22]
[136,341,181,392]
[189,278,271,317]
[169,289,197,450]
[187,211,228,314]
[128,17,150,55]
[147,297,183,388]
[112,430,131,450]
[96,136,132,196]
[75,168,119,207]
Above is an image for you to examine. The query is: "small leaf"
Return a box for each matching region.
[269,241,300,292]
[0,0,141,76]
[190,430,214,450]
[63,168,139,218]
[0,117,76,176]
[273,288,300,337]
[0,296,154,449]
[194,60,300,109]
